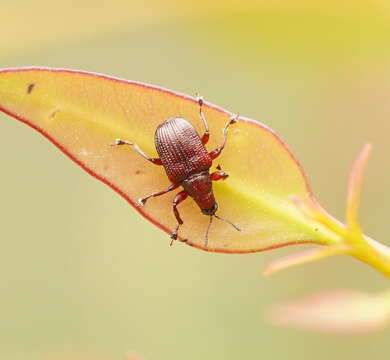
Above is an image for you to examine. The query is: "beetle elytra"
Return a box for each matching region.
[110,96,240,246]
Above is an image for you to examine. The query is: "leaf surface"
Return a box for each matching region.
[0,68,340,252]
[268,290,390,334]
[262,244,350,276]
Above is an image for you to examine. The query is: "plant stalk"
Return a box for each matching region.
[350,236,390,279]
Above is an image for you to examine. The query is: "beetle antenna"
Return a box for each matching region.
[204,215,213,247]
[214,214,241,232]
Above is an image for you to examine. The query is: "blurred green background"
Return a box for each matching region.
[1,1,390,359]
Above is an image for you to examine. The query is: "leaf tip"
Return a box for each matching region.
[262,245,349,276]
[267,289,390,335]
[346,143,372,233]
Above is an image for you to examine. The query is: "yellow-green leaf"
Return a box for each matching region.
[0,67,341,252]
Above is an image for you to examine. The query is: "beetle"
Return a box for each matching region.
[110,96,240,246]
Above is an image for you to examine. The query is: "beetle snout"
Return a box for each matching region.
[202,203,218,216]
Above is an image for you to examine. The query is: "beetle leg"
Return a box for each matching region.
[110,139,162,165]
[138,183,179,206]
[170,190,189,244]
[209,114,239,160]
[210,170,229,181]
[196,94,210,145]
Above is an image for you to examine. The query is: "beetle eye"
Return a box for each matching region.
[202,203,218,215]
[212,203,218,214]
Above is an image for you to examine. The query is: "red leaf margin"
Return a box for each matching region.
[0,67,315,253]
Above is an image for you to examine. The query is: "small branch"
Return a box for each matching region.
[351,237,390,279]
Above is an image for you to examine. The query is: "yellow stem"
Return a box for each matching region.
[349,236,390,279]
[291,196,390,279]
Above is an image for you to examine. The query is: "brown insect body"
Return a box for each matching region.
[155,117,216,214]
[111,96,239,246]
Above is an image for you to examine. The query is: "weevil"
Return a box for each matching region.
[110,96,240,246]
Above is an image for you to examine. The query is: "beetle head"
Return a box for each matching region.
[182,171,216,213]
[201,203,218,215]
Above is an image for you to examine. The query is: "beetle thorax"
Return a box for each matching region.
[181,171,217,215]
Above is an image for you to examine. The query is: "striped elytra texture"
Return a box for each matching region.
[154,117,212,183]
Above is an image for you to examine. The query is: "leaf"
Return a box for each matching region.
[268,290,390,335]
[262,244,350,276]
[0,67,341,252]
[346,144,371,235]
